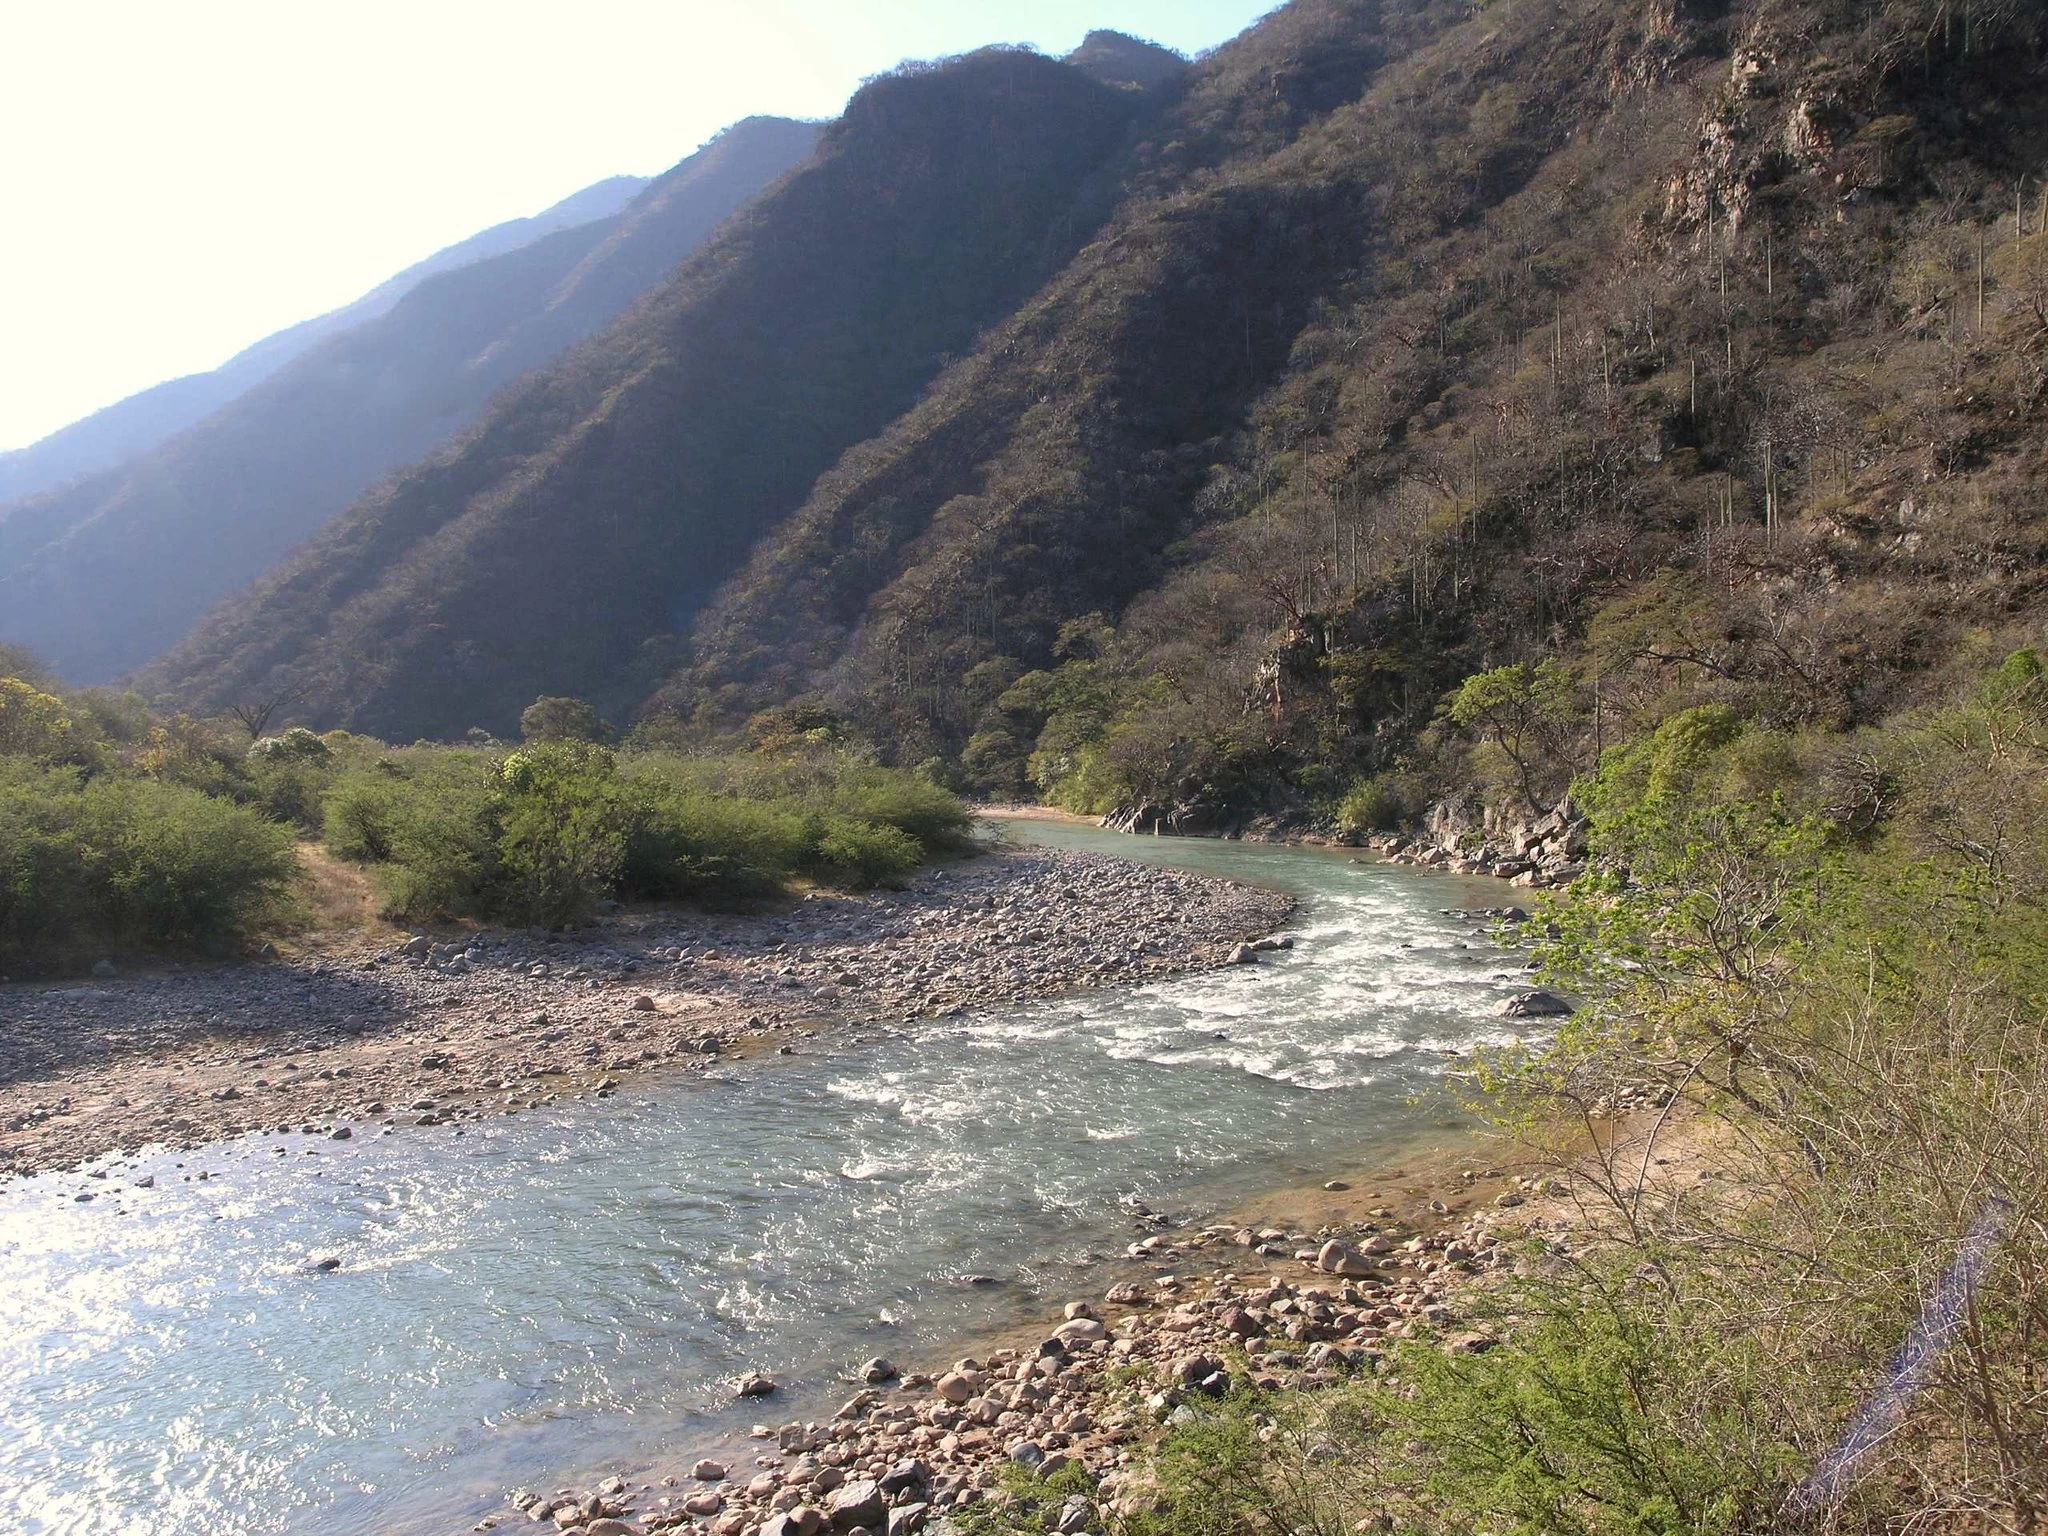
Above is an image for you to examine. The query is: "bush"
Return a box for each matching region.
[519,695,613,744]
[801,814,922,888]
[0,765,296,971]
[322,751,502,918]
[1335,772,1413,835]
[827,768,974,850]
[620,785,805,904]
[323,745,970,919]
[495,743,629,923]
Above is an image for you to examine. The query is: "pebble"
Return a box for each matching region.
[505,1184,1544,1536]
[2,849,1293,1180]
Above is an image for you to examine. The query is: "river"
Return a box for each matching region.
[0,822,1527,1535]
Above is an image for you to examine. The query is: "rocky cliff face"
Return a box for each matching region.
[1368,794,1591,889]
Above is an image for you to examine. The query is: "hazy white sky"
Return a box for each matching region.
[0,0,1279,454]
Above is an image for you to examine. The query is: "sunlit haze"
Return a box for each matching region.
[0,0,1278,453]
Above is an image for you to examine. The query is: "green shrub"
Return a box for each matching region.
[828,768,974,850]
[322,745,966,919]
[1336,773,1410,834]
[322,752,502,918]
[620,785,805,903]
[802,814,922,888]
[495,742,628,923]
[0,765,296,971]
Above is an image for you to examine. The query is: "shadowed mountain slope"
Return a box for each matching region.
[652,0,2048,819]
[149,0,2048,833]
[0,118,819,683]
[0,174,650,507]
[146,52,1151,737]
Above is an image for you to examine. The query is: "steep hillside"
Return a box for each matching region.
[0,174,649,506]
[149,52,1156,739]
[148,0,2048,827]
[0,118,816,683]
[658,0,2048,823]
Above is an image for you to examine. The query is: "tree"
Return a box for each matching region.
[1447,660,1581,812]
[224,682,308,741]
[519,696,613,745]
[0,677,77,761]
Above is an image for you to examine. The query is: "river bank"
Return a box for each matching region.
[3,820,1545,1536]
[484,1120,1648,1536]
[0,845,1294,1179]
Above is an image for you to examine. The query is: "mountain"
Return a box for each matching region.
[152,0,2048,831]
[0,175,649,507]
[0,118,819,683]
[1063,29,1188,88]
[146,51,1154,736]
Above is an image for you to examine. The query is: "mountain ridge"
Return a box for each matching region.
[146,51,1161,738]
[0,117,821,684]
[143,0,2048,837]
[0,173,651,505]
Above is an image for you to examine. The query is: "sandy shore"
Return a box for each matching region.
[0,846,1294,1179]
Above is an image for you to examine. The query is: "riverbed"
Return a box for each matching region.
[0,824,1525,1536]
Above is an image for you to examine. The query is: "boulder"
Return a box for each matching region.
[1496,990,1574,1019]
[1316,1240,1376,1277]
[734,1371,779,1397]
[830,1479,886,1531]
[935,1371,976,1404]
[861,1356,900,1384]
[878,1458,931,1497]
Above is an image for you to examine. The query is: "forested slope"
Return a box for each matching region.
[0,118,817,684]
[150,1,2048,835]
[151,52,1156,739]
[665,0,2048,826]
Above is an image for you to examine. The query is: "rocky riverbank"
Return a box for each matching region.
[0,847,1294,1179]
[482,1148,1592,1536]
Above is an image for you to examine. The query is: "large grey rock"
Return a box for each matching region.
[831,1478,886,1530]
[1496,990,1574,1019]
[1317,1240,1376,1276]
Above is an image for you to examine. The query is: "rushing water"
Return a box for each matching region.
[0,823,1530,1536]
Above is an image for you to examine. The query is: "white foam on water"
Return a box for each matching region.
[0,825,1528,1535]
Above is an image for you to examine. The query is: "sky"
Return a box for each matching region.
[0,0,1281,454]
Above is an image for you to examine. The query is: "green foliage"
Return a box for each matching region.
[1448,660,1582,814]
[322,750,503,917]
[247,726,332,762]
[322,746,968,920]
[1122,1282,1806,1536]
[519,696,614,745]
[0,677,81,762]
[1335,772,1416,835]
[802,815,923,888]
[0,764,296,972]
[495,743,630,923]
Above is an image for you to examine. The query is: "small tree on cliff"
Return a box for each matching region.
[1448,659,1581,813]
